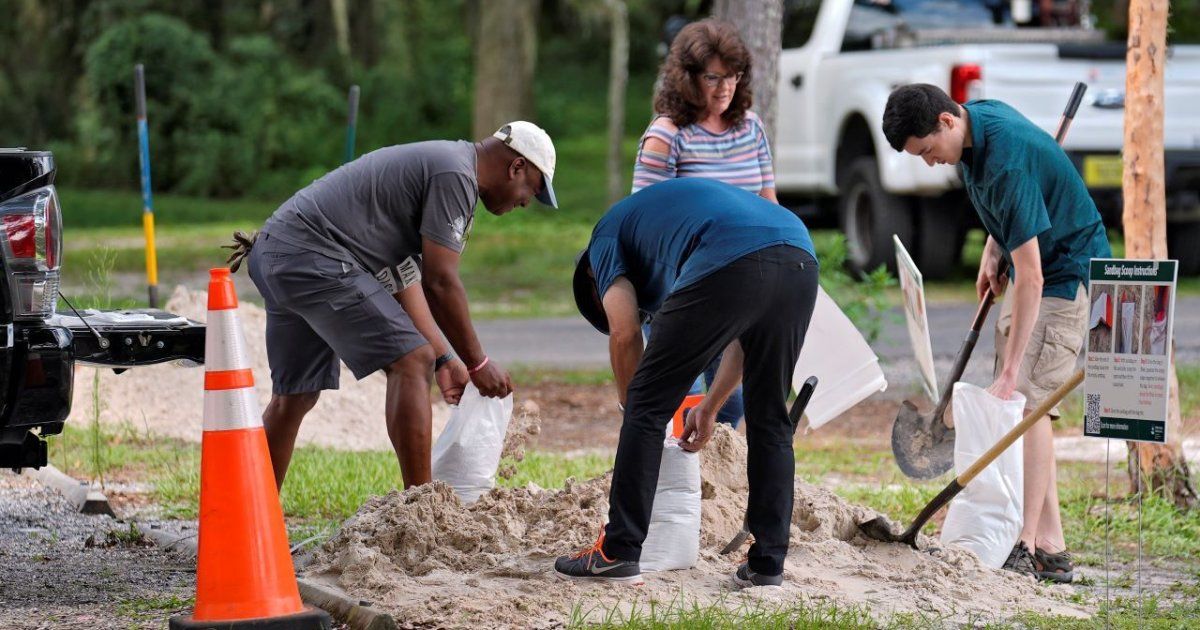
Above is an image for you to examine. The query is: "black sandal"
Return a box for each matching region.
[1034,547,1074,584]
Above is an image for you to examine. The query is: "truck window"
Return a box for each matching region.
[783,0,821,49]
[842,0,1005,51]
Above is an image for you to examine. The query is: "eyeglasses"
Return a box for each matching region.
[699,72,744,88]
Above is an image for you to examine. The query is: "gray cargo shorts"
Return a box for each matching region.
[246,233,428,395]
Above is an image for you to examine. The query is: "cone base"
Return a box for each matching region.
[169,606,331,630]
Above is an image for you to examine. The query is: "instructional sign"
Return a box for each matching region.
[1084,259,1177,443]
[893,235,938,403]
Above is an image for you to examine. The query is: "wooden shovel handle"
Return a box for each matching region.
[958,369,1084,486]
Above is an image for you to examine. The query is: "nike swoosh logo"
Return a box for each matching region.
[590,562,626,574]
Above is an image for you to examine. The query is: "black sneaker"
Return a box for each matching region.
[1002,541,1037,578]
[732,562,783,587]
[554,529,643,584]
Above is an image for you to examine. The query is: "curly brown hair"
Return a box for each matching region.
[653,18,753,128]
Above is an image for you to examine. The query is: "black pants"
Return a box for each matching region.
[602,245,819,576]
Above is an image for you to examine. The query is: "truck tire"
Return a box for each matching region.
[915,194,968,280]
[839,157,915,275]
[1167,220,1200,276]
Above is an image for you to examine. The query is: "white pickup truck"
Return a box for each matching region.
[773,0,1200,278]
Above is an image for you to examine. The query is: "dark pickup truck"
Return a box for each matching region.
[0,148,205,469]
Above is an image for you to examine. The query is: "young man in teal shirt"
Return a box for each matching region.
[883,84,1111,582]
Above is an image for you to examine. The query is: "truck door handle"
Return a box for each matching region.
[790,74,803,89]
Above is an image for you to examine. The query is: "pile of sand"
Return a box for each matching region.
[306,426,1089,628]
[68,286,450,450]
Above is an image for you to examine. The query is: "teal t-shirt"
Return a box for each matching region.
[960,100,1111,299]
[588,178,816,314]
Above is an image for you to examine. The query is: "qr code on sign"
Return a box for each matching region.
[1085,393,1101,434]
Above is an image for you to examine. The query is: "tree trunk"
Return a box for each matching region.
[1122,0,1197,509]
[331,0,351,60]
[472,0,540,139]
[605,0,629,206]
[711,0,784,149]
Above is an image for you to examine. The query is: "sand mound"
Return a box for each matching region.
[307,426,1089,628]
[68,286,449,450]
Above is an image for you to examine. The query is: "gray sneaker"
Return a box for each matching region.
[732,562,783,587]
[554,531,643,584]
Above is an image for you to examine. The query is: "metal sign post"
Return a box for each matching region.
[134,64,159,308]
[344,85,360,164]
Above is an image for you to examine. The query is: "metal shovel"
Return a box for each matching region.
[862,369,1083,548]
[718,376,818,555]
[891,275,1006,479]
[890,81,1088,480]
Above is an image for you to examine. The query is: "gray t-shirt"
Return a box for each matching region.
[262,140,478,293]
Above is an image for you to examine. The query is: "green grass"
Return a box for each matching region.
[566,579,1200,629]
[497,450,612,489]
[793,439,1200,563]
[794,443,900,481]
[116,594,194,622]
[51,420,614,522]
[568,596,884,629]
[59,188,276,228]
[1058,462,1200,561]
[508,364,614,386]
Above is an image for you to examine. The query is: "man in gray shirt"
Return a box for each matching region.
[242,121,558,490]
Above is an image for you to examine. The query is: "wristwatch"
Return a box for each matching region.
[434,352,455,371]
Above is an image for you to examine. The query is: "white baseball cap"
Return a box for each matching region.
[493,121,558,208]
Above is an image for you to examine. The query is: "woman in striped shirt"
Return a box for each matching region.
[632,18,777,202]
[633,19,781,429]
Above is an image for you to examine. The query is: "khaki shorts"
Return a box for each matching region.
[994,285,1087,418]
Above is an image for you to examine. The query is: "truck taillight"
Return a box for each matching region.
[0,185,62,320]
[3,215,36,259]
[950,64,983,103]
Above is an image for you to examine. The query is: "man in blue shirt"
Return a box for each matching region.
[553,178,819,587]
[883,84,1111,583]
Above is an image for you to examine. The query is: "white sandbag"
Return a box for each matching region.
[941,382,1026,568]
[639,437,701,572]
[793,286,888,429]
[431,384,514,504]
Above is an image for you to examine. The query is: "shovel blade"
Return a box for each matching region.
[891,399,955,480]
[719,528,750,555]
[857,515,921,550]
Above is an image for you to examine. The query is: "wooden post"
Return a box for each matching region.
[1121,0,1197,508]
[605,0,629,206]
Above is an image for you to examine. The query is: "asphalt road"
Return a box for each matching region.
[477,296,1200,396]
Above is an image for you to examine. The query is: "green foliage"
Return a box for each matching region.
[813,233,896,343]
[75,15,345,197]
[80,14,218,191]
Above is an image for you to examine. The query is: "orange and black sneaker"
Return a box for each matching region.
[554,527,643,584]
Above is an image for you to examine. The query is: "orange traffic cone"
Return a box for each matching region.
[171,269,329,630]
[671,394,705,439]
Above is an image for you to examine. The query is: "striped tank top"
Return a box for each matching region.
[631,111,775,194]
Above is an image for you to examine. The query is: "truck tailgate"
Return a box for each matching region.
[978,43,1200,152]
[49,308,205,367]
